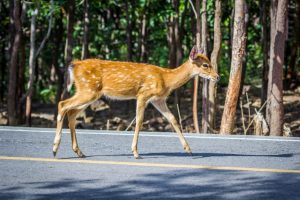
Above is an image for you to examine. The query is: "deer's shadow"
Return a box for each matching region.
[60,152,296,159]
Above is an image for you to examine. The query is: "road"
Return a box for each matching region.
[0,126,300,199]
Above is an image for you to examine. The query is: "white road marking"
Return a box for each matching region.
[0,127,300,142]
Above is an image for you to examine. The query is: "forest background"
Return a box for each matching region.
[0,0,299,136]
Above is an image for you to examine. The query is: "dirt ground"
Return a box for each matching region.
[0,86,299,136]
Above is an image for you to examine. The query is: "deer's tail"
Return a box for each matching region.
[67,64,74,92]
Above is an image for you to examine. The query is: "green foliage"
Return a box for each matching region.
[39,86,56,103]
[0,0,297,104]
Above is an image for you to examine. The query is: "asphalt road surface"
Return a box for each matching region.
[0,126,300,200]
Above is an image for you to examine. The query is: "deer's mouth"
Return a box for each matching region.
[199,74,220,82]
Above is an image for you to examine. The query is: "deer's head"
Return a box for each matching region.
[188,46,220,82]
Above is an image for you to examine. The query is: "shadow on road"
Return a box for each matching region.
[1,169,299,200]
[69,152,296,159]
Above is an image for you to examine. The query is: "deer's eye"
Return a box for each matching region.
[202,63,209,68]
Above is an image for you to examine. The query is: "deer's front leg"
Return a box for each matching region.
[132,97,147,159]
[151,99,192,155]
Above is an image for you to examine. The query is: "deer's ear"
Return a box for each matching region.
[189,46,204,61]
[189,46,198,60]
[197,47,204,54]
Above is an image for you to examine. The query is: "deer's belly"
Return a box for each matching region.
[102,86,137,100]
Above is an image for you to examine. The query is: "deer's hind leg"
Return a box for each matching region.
[67,108,85,158]
[53,92,100,157]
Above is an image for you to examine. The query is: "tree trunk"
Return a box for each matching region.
[137,3,148,63]
[0,37,5,101]
[17,32,25,124]
[140,13,147,62]
[25,0,53,126]
[220,0,247,134]
[125,1,133,61]
[62,0,75,99]
[7,0,21,125]
[238,3,249,98]
[260,0,270,114]
[288,0,300,82]
[201,0,208,133]
[173,0,183,107]
[208,0,222,130]
[53,12,64,119]
[167,15,176,68]
[192,0,202,133]
[81,0,89,60]
[25,7,38,126]
[266,0,287,136]
[174,0,182,67]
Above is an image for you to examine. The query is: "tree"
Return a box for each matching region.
[62,0,75,99]
[7,0,21,125]
[81,0,89,60]
[137,1,148,63]
[53,11,64,120]
[25,0,54,126]
[208,0,222,129]
[220,0,247,134]
[260,0,270,112]
[201,0,208,133]
[189,0,201,133]
[266,0,287,136]
[125,1,133,61]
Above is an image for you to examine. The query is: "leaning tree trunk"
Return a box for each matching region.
[208,0,222,130]
[7,0,21,125]
[201,0,208,133]
[266,0,287,136]
[220,0,247,134]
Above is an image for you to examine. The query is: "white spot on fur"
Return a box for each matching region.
[57,114,61,121]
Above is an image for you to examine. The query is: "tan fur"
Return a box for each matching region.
[53,52,219,159]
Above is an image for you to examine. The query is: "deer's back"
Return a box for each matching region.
[72,59,168,100]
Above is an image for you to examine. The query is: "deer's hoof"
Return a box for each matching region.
[132,150,142,159]
[134,155,143,159]
[78,153,86,158]
[184,146,192,155]
[75,149,86,158]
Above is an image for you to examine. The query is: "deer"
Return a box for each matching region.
[53,46,219,159]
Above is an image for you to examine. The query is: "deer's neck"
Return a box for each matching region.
[164,61,194,90]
